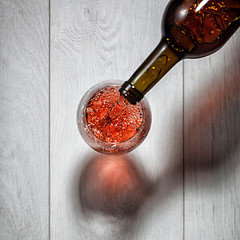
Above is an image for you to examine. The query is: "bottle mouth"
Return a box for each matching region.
[119,81,144,105]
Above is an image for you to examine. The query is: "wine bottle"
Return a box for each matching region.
[119,0,240,104]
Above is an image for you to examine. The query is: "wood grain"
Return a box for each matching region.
[184,30,240,239]
[0,1,49,240]
[51,0,183,239]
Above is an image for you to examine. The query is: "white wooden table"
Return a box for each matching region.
[0,0,240,239]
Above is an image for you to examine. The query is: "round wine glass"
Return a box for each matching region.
[77,80,152,154]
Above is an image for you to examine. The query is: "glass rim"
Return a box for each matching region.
[77,80,151,146]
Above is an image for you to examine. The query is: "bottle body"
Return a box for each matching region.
[163,0,240,58]
[120,0,240,104]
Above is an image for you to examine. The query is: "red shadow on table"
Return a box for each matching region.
[77,153,154,218]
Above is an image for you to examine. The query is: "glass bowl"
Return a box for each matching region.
[77,80,151,154]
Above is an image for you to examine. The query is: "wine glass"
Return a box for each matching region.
[77,80,152,154]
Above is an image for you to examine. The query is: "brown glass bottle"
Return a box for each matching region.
[120,0,240,104]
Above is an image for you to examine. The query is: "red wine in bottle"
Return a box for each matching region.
[120,0,240,104]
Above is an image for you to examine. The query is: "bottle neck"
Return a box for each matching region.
[120,38,181,104]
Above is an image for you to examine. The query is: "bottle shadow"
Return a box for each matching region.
[155,43,240,199]
[183,50,240,183]
[152,41,240,213]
